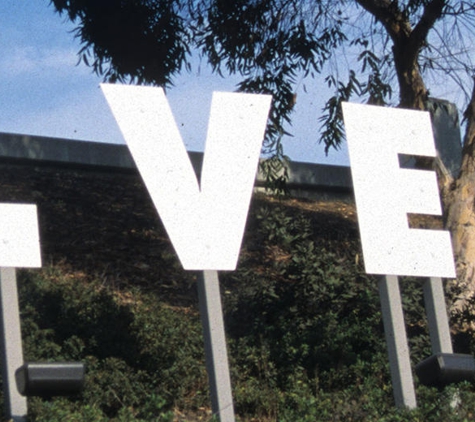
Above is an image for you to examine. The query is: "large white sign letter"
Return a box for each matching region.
[102,84,271,271]
[342,102,455,278]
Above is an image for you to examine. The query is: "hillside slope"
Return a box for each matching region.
[0,162,357,303]
[0,162,472,421]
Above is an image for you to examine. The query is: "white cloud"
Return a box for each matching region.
[0,44,91,85]
[4,46,68,73]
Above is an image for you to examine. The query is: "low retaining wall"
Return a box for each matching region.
[0,132,353,200]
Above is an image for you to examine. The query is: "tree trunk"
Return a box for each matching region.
[392,41,428,110]
[444,82,475,313]
[354,0,475,313]
[355,0,433,110]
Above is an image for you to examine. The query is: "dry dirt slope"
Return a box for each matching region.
[0,164,357,300]
[0,161,359,303]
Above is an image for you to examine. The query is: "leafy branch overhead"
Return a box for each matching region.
[50,0,475,155]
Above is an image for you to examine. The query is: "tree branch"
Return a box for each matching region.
[411,0,446,49]
[355,0,411,42]
[357,0,446,55]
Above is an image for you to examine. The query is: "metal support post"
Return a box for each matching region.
[379,275,417,409]
[0,268,27,421]
[197,270,235,422]
[423,277,453,354]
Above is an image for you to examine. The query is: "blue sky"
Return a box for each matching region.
[0,1,350,165]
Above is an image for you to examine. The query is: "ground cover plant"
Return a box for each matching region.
[0,164,474,420]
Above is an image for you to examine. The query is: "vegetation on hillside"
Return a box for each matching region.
[0,164,473,420]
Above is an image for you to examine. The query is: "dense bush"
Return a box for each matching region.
[18,267,205,420]
[2,196,474,420]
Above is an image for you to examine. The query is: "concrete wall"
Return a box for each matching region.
[0,132,353,200]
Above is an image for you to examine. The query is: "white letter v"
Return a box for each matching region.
[101,84,271,270]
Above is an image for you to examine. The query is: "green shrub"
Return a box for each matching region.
[225,203,386,393]
[17,267,206,420]
[4,196,474,421]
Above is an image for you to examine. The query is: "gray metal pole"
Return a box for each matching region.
[423,277,453,354]
[197,270,235,422]
[0,268,27,421]
[379,275,417,409]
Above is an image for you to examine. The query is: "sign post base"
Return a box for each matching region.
[379,275,417,409]
[197,270,235,422]
[0,268,27,422]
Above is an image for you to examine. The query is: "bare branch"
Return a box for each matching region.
[411,0,446,49]
[355,0,411,41]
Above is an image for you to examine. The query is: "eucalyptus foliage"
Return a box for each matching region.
[50,0,475,157]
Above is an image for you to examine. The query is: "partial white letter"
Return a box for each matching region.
[0,204,41,267]
[102,84,271,270]
[342,102,455,278]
